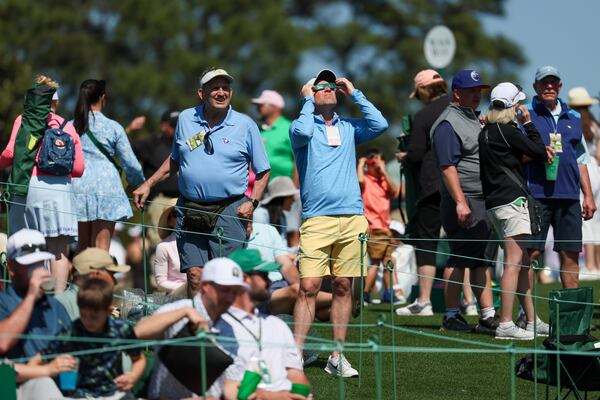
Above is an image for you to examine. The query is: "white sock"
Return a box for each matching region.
[481,307,495,320]
[499,321,515,329]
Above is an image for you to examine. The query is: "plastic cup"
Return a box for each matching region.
[40,277,56,292]
[58,370,78,391]
[545,155,560,181]
[237,370,262,400]
[290,383,311,397]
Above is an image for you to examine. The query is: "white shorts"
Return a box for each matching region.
[487,198,531,239]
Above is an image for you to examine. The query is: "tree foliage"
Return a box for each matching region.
[1,0,525,158]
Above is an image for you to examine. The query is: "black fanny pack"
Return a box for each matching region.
[182,194,244,233]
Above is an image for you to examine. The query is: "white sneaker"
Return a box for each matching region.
[580,268,596,281]
[495,322,535,340]
[324,354,359,378]
[526,318,550,337]
[395,300,433,316]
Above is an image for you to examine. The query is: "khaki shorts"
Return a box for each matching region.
[487,198,531,239]
[298,215,369,278]
[367,229,396,265]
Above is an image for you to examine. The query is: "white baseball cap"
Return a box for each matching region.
[201,257,248,289]
[199,68,234,87]
[251,90,285,109]
[7,229,55,266]
[490,82,526,109]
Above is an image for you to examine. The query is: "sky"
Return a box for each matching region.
[481,0,600,112]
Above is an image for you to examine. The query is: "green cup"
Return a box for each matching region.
[291,383,311,397]
[545,155,560,181]
[237,370,262,400]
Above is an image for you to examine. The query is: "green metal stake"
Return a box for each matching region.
[386,260,398,400]
[358,232,368,387]
[370,335,382,400]
[555,298,561,398]
[336,340,345,400]
[531,259,540,399]
[3,191,10,286]
[217,227,225,257]
[141,207,148,313]
[508,343,516,400]
[199,330,208,399]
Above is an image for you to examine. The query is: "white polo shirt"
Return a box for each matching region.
[220,306,303,392]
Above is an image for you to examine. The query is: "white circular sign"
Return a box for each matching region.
[424,25,456,69]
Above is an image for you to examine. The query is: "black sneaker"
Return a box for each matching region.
[442,314,473,332]
[515,311,527,329]
[475,315,499,336]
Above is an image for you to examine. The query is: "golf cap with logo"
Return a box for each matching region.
[7,229,55,266]
[73,247,131,276]
[228,249,280,274]
[451,69,490,90]
[201,257,249,289]
[199,68,234,87]
[490,82,526,108]
[535,66,561,82]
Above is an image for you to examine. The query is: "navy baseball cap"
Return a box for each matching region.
[451,69,490,90]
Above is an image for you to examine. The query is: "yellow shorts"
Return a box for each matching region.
[298,215,369,278]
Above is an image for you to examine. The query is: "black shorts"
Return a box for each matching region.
[441,196,498,269]
[408,192,442,267]
[527,199,582,254]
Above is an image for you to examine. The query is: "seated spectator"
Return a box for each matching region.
[0,229,71,399]
[134,258,247,400]
[155,200,187,296]
[221,249,310,398]
[254,176,299,246]
[33,279,146,399]
[247,221,331,321]
[54,247,131,321]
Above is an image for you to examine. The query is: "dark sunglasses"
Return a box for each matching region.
[312,83,341,92]
[11,243,47,259]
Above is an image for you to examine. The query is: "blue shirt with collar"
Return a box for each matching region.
[0,285,71,359]
[289,90,388,219]
[526,96,583,200]
[172,105,270,202]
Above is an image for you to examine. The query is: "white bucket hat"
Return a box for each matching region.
[260,176,299,205]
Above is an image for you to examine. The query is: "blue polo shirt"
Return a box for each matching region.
[0,285,71,359]
[172,105,270,202]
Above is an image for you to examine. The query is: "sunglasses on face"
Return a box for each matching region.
[312,83,341,92]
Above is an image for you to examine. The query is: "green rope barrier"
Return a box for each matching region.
[554,298,561,397]
[199,330,208,399]
[532,259,540,400]
[508,343,516,400]
[370,335,382,400]
[336,340,345,400]
[141,207,148,315]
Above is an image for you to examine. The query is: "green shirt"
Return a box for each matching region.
[261,116,294,180]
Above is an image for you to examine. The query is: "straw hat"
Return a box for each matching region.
[568,87,598,108]
[260,177,299,205]
[158,198,178,240]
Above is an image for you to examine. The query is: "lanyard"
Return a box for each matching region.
[226,311,262,352]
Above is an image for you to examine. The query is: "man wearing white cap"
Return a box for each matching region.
[526,66,596,289]
[0,229,73,398]
[133,67,271,297]
[135,257,248,399]
[0,229,71,357]
[290,69,388,377]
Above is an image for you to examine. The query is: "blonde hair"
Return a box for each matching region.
[34,75,59,89]
[485,106,516,124]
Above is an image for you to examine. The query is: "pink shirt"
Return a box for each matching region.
[361,174,393,231]
[154,232,187,292]
[0,113,84,178]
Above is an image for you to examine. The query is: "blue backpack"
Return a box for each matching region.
[37,120,75,176]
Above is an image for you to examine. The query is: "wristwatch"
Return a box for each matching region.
[250,198,260,209]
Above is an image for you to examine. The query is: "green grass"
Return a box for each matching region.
[301,281,600,400]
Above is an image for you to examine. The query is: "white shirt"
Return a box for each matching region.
[148,296,244,399]
[220,307,302,392]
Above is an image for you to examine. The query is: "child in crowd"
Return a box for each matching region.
[358,149,402,304]
[41,279,146,398]
[155,200,187,296]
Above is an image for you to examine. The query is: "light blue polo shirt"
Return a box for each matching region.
[172,105,270,202]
